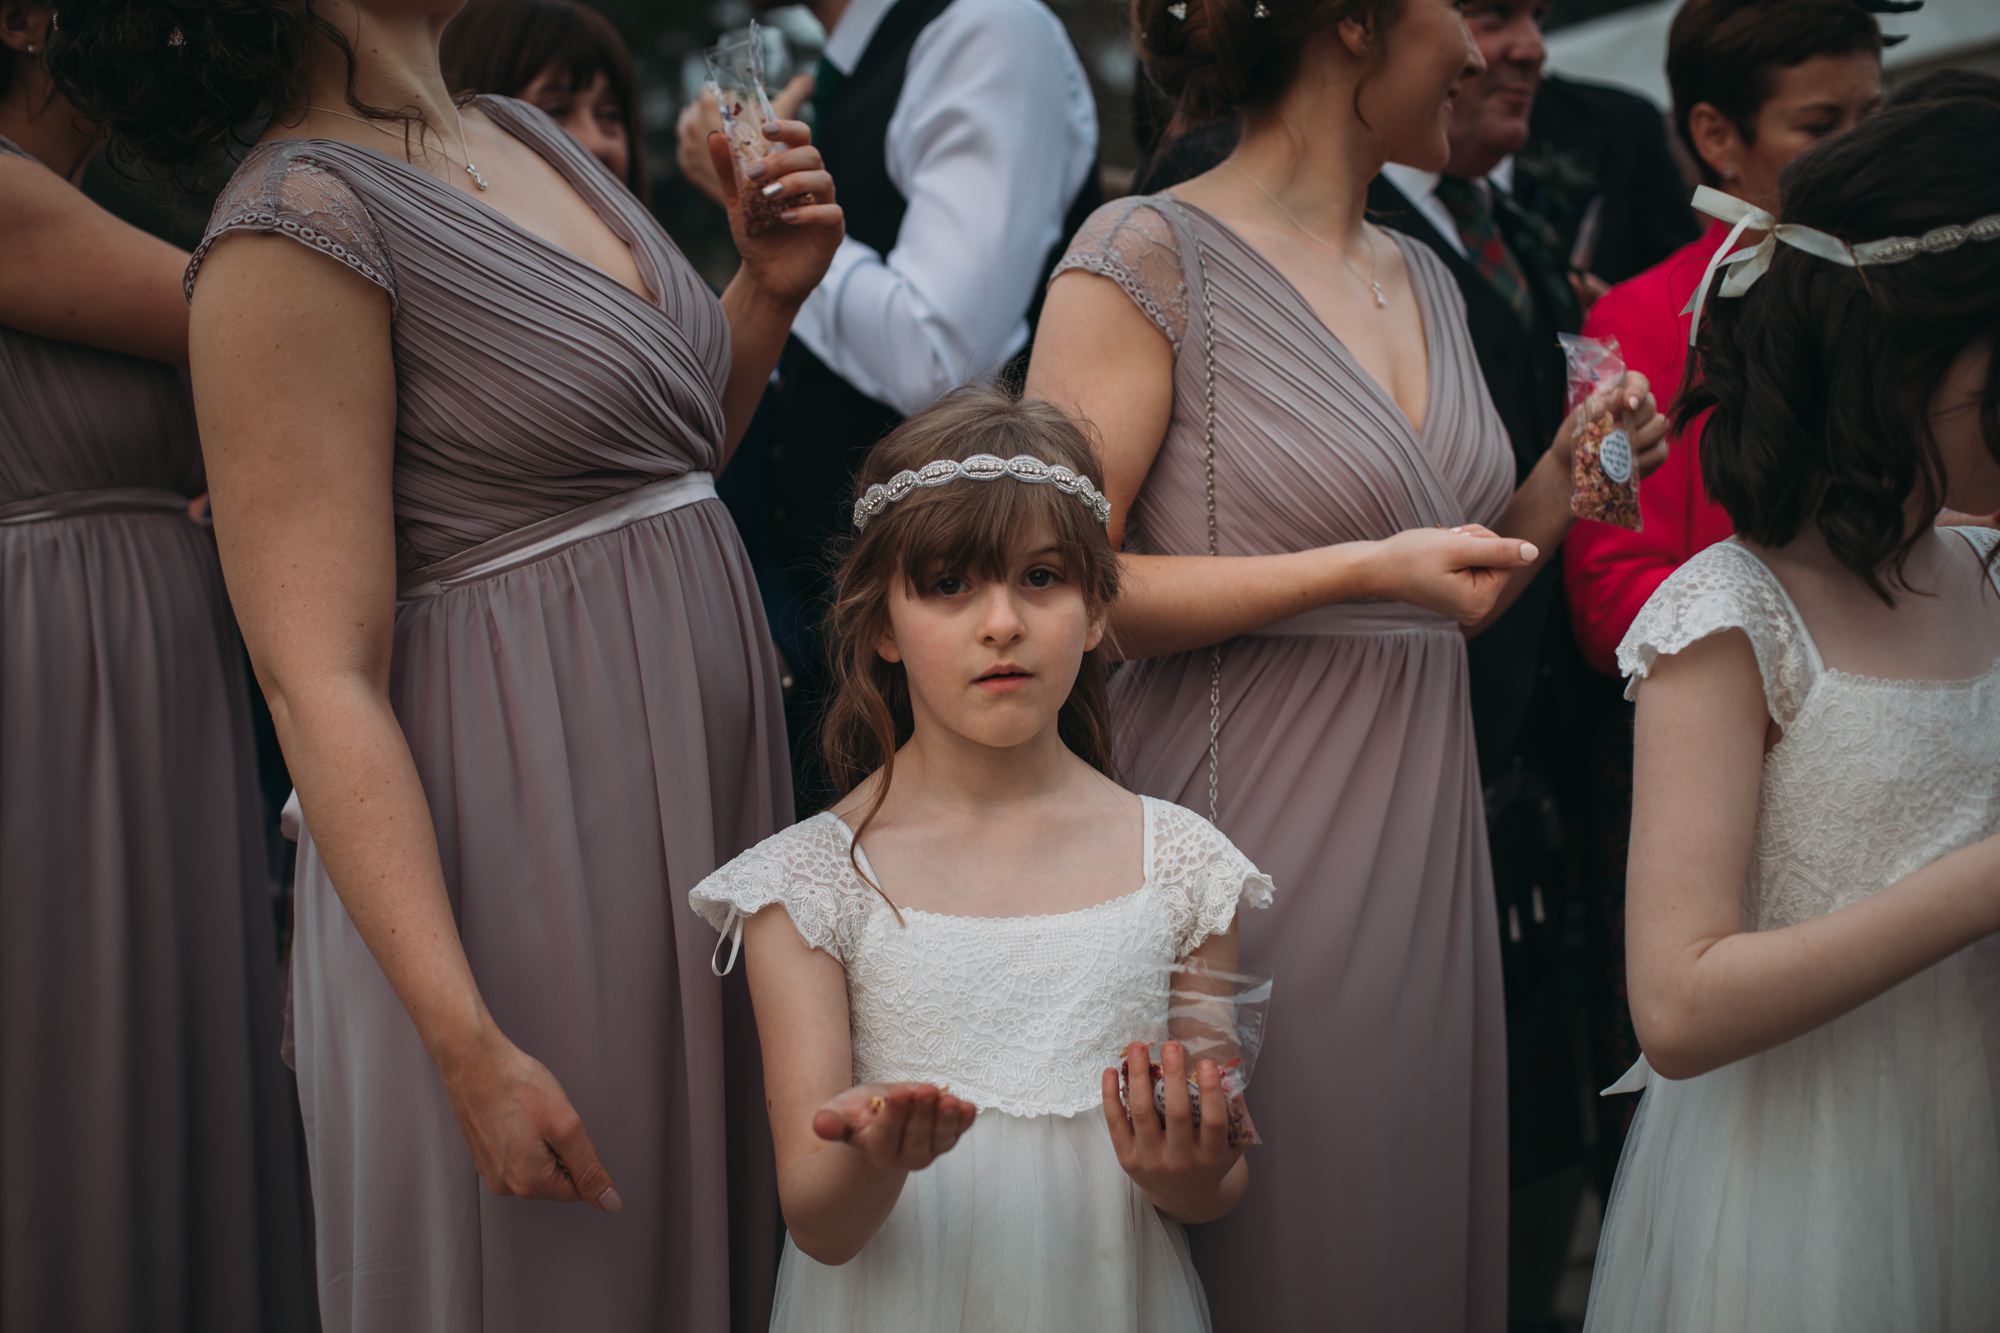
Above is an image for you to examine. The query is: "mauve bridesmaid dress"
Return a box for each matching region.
[1054,195,1513,1333]
[0,134,315,1331]
[186,98,785,1331]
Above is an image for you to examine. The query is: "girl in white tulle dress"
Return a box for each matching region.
[690,388,1270,1333]
[1585,100,2000,1333]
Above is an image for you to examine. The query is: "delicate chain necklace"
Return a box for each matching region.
[304,102,489,191]
[1227,164,1387,309]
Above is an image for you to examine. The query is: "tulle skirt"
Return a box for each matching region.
[771,1111,1210,1333]
[1585,943,2000,1332]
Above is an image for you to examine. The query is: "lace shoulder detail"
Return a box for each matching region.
[1051,196,1189,351]
[1618,541,1818,726]
[1949,524,2000,579]
[688,816,871,965]
[185,144,396,310]
[1146,799,1275,957]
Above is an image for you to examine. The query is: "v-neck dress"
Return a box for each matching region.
[186,97,788,1332]
[1054,195,1514,1332]
[0,133,315,1333]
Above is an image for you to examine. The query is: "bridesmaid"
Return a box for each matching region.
[1026,0,1665,1327]
[0,9,315,1331]
[48,2,841,1329]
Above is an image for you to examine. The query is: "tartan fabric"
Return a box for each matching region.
[1435,174,1535,328]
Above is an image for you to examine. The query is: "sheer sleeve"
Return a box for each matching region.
[1617,541,1819,728]
[184,144,396,311]
[688,817,869,973]
[1148,800,1275,958]
[1049,197,1189,351]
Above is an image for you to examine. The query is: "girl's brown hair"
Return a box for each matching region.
[822,386,1123,903]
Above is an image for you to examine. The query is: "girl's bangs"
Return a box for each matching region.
[884,475,1108,591]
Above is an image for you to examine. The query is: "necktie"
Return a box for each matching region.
[1434,175,1535,328]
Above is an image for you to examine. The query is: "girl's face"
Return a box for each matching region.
[877,521,1104,754]
[1932,339,2000,518]
[520,65,631,185]
[1353,0,1485,172]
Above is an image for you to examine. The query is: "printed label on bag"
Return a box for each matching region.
[1599,429,1634,484]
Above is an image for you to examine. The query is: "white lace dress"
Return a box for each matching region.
[1584,531,2000,1333]
[690,795,1273,1333]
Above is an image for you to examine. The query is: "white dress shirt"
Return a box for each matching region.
[1378,157,1516,260]
[788,0,1098,416]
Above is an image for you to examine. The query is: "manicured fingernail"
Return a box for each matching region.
[763,122,784,138]
[599,1187,624,1213]
[1520,542,1539,561]
[780,210,801,222]
[744,160,767,180]
[760,180,783,198]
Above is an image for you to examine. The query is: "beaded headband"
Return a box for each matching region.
[850,453,1114,532]
[1684,185,2000,345]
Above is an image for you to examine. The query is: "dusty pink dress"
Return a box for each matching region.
[187,99,786,1331]
[0,134,314,1331]
[1055,195,1513,1331]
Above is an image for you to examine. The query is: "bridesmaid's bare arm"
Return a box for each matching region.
[742,906,976,1265]
[1027,271,1538,660]
[1626,630,2000,1080]
[0,153,189,364]
[188,233,619,1212]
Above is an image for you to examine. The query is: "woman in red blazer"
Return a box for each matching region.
[1565,0,1884,675]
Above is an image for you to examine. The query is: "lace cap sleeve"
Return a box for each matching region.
[1617,542,1818,726]
[1148,800,1275,958]
[1050,197,1189,351]
[688,817,865,973]
[184,145,395,310]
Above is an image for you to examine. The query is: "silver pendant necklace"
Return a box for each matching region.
[1228,164,1387,308]
[305,101,490,191]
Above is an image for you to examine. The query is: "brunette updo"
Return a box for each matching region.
[1134,0,1404,127]
[1677,96,2000,600]
[42,1,372,185]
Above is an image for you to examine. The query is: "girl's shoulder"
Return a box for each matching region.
[689,815,872,964]
[1142,798,1275,956]
[1618,540,1818,724]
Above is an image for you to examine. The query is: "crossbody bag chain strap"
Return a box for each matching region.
[1194,232,1222,825]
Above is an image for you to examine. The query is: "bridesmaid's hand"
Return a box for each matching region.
[1364,525,1540,628]
[1550,370,1669,479]
[813,1082,977,1172]
[438,1027,623,1212]
[707,120,844,309]
[1102,1042,1243,1222]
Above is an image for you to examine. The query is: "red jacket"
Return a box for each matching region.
[1564,221,1738,676]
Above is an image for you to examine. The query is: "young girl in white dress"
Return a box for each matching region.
[1586,97,2000,1332]
[690,386,1271,1332]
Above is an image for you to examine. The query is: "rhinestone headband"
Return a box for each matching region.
[850,453,1113,532]
[1684,185,2000,345]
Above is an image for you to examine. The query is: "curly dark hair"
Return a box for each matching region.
[1675,95,2000,602]
[41,1,403,188]
[1133,0,1404,130]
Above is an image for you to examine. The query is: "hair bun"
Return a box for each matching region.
[44,1,317,184]
[1132,0,1401,127]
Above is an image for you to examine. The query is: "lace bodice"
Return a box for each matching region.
[690,797,1274,1117]
[1620,532,2000,928]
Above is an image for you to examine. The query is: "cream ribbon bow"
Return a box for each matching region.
[1681,185,1858,345]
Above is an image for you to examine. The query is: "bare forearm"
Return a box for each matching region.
[1470,451,1571,636]
[1107,544,1381,660]
[1635,835,2000,1079]
[718,270,802,462]
[777,1144,910,1265]
[267,674,494,1061]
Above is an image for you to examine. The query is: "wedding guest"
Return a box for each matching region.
[1587,95,2000,1331]
[49,0,843,1328]
[442,0,645,194]
[676,0,1101,808]
[692,387,1271,1332]
[1027,0,1668,1327]
[0,6,313,1328]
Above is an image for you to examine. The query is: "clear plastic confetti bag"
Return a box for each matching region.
[1117,959,1273,1148]
[704,21,805,235]
[1560,332,1642,531]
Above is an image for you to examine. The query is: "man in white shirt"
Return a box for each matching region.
[677,0,1099,807]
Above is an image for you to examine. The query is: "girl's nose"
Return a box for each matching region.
[977,588,1027,644]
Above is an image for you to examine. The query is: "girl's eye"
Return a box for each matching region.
[932,575,967,597]
[1023,566,1061,589]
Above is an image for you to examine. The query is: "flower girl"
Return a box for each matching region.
[690,386,1271,1332]
[1586,97,2000,1331]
